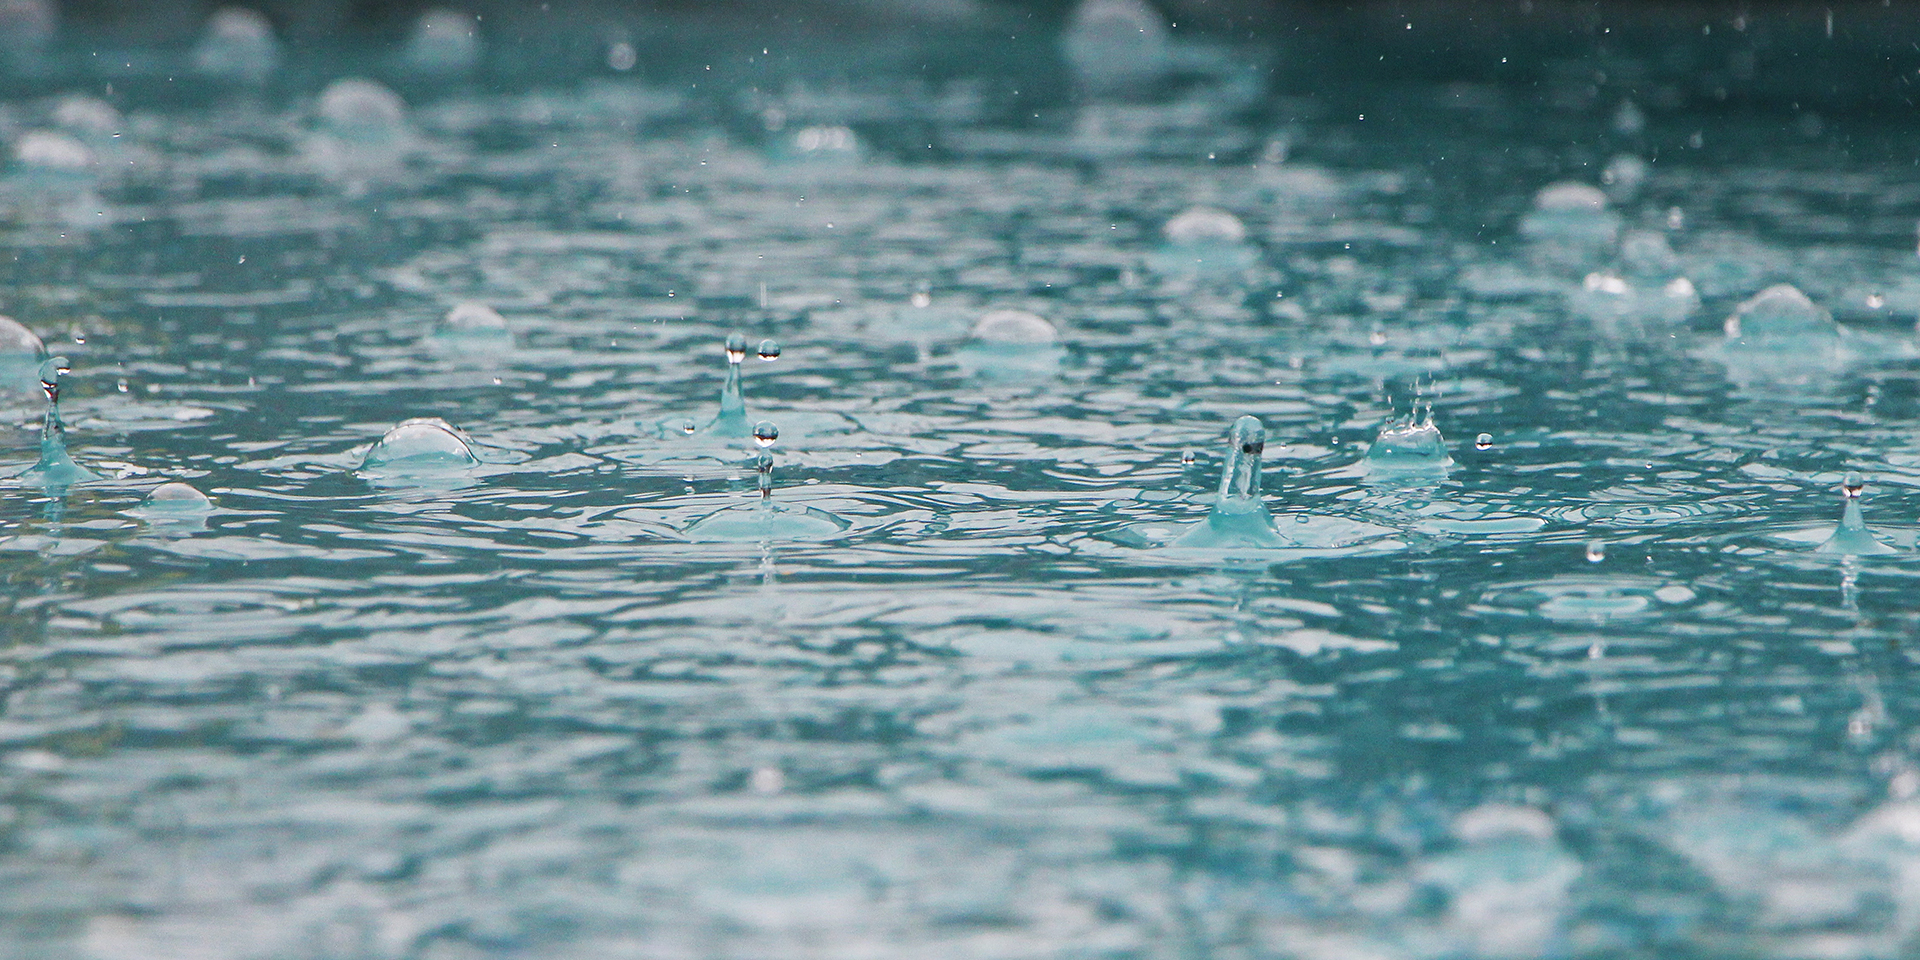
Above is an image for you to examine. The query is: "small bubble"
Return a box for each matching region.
[725,333,747,363]
[1585,540,1606,563]
[1474,432,1493,450]
[1843,472,1865,499]
[753,421,779,448]
[757,339,781,361]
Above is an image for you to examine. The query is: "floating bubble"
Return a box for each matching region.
[402,8,482,77]
[191,7,279,83]
[51,95,119,138]
[1519,182,1621,269]
[361,417,478,470]
[13,130,94,176]
[1060,0,1170,94]
[317,79,408,141]
[1723,283,1835,341]
[140,481,214,513]
[1163,206,1247,245]
[969,309,1056,344]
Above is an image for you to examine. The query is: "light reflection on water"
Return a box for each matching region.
[1,19,1919,960]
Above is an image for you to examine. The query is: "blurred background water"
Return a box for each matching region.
[4,1,1920,958]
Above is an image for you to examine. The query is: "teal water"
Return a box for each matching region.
[3,18,1920,960]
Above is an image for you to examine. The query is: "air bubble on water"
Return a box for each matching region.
[0,314,45,358]
[402,8,482,76]
[1612,99,1646,135]
[191,7,279,82]
[1475,433,1493,450]
[757,339,781,361]
[1586,540,1606,562]
[725,333,748,363]
[441,302,506,332]
[606,41,637,71]
[1519,181,1621,252]
[791,125,859,158]
[969,309,1056,345]
[361,417,478,469]
[317,79,408,139]
[1061,0,1170,93]
[1723,284,1834,340]
[1163,206,1247,245]
[140,482,214,514]
[52,95,120,138]
[13,130,94,175]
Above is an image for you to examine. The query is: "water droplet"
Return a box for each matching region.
[1475,432,1493,450]
[1586,540,1607,563]
[1367,326,1389,347]
[756,339,781,361]
[910,287,932,309]
[1843,472,1865,499]
[192,6,279,83]
[753,421,779,448]
[725,333,748,364]
[749,766,785,795]
[680,419,698,435]
[1180,449,1196,465]
[1868,293,1887,309]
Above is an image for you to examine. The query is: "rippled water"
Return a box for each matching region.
[5,17,1920,960]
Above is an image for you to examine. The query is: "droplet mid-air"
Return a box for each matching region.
[191,7,279,82]
[1815,472,1898,555]
[1474,433,1493,451]
[361,417,479,471]
[14,355,101,489]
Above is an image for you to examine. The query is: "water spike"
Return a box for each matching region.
[1170,415,1292,550]
[15,355,99,487]
[1817,472,1897,555]
[725,333,748,364]
[712,334,751,437]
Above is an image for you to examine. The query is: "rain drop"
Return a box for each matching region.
[1586,540,1607,563]
[1475,433,1493,450]
[757,339,781,361]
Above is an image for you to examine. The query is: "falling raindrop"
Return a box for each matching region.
[757,339,781,361]
[1475,433,1494,450]
[1586,540,1607,563]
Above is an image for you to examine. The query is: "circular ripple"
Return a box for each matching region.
[1476,576,1699,623]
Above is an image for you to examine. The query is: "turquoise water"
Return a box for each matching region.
[5,14,1920,959]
